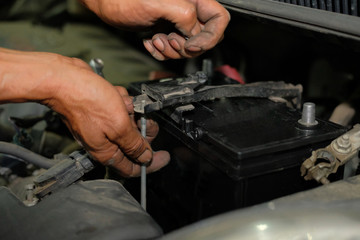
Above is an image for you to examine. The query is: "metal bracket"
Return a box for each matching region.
[301,124,360,184]
[133,72,302,114]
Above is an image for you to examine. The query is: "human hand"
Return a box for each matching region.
[80,0,230,60]
[42,55,170,177]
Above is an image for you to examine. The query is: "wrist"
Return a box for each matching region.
[0,48,64,105]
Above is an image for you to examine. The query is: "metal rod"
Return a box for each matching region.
[140,100,147,210]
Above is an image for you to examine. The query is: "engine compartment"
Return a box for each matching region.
[1,0,360,239]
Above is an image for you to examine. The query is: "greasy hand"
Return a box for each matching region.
[80,0,230,60]
[46,56,170,177]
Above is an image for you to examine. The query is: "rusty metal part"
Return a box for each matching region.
[301,124,360,184]
[133,72,303,114]
[23,183,38,207]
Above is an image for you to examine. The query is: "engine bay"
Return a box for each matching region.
[1,0,360,239]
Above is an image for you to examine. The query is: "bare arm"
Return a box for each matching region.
[0,48,169,177]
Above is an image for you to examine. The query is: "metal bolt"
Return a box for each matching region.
[25,184,34,201]
[202,59,213,80]
[298,102,318,127]
[333,134,352,154]
[193,128,204,140]
[343,134,349,140]
[23,183,38,207]
[89,58,105,77]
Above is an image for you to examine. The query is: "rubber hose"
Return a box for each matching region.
[0,141,54,169]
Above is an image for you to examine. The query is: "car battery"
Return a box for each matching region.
[126,80,346,233]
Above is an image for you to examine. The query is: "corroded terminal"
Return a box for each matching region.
[301,124,360,184]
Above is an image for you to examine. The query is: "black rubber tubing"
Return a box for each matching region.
[0,141,54,169]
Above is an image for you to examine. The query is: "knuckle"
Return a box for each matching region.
[127,136,146,159]
[181,5,197,21]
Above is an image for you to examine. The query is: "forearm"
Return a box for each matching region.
[0,48,61,105]
[0,47,168,176]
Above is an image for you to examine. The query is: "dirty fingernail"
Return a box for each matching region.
[186,46,202,52]
[169,39,181,51]
[143,39,155,53]
[137,149,152,164]
[152,51,166,61]
[153,37,165,52]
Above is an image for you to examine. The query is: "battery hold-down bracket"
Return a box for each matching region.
[133,71,303,114]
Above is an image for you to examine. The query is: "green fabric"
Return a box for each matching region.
[0,20,164,86]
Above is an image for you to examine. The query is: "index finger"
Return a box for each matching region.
[185,0,230,51]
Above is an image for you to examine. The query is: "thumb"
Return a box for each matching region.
[104,95,153,164]
[118,128,153,164]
